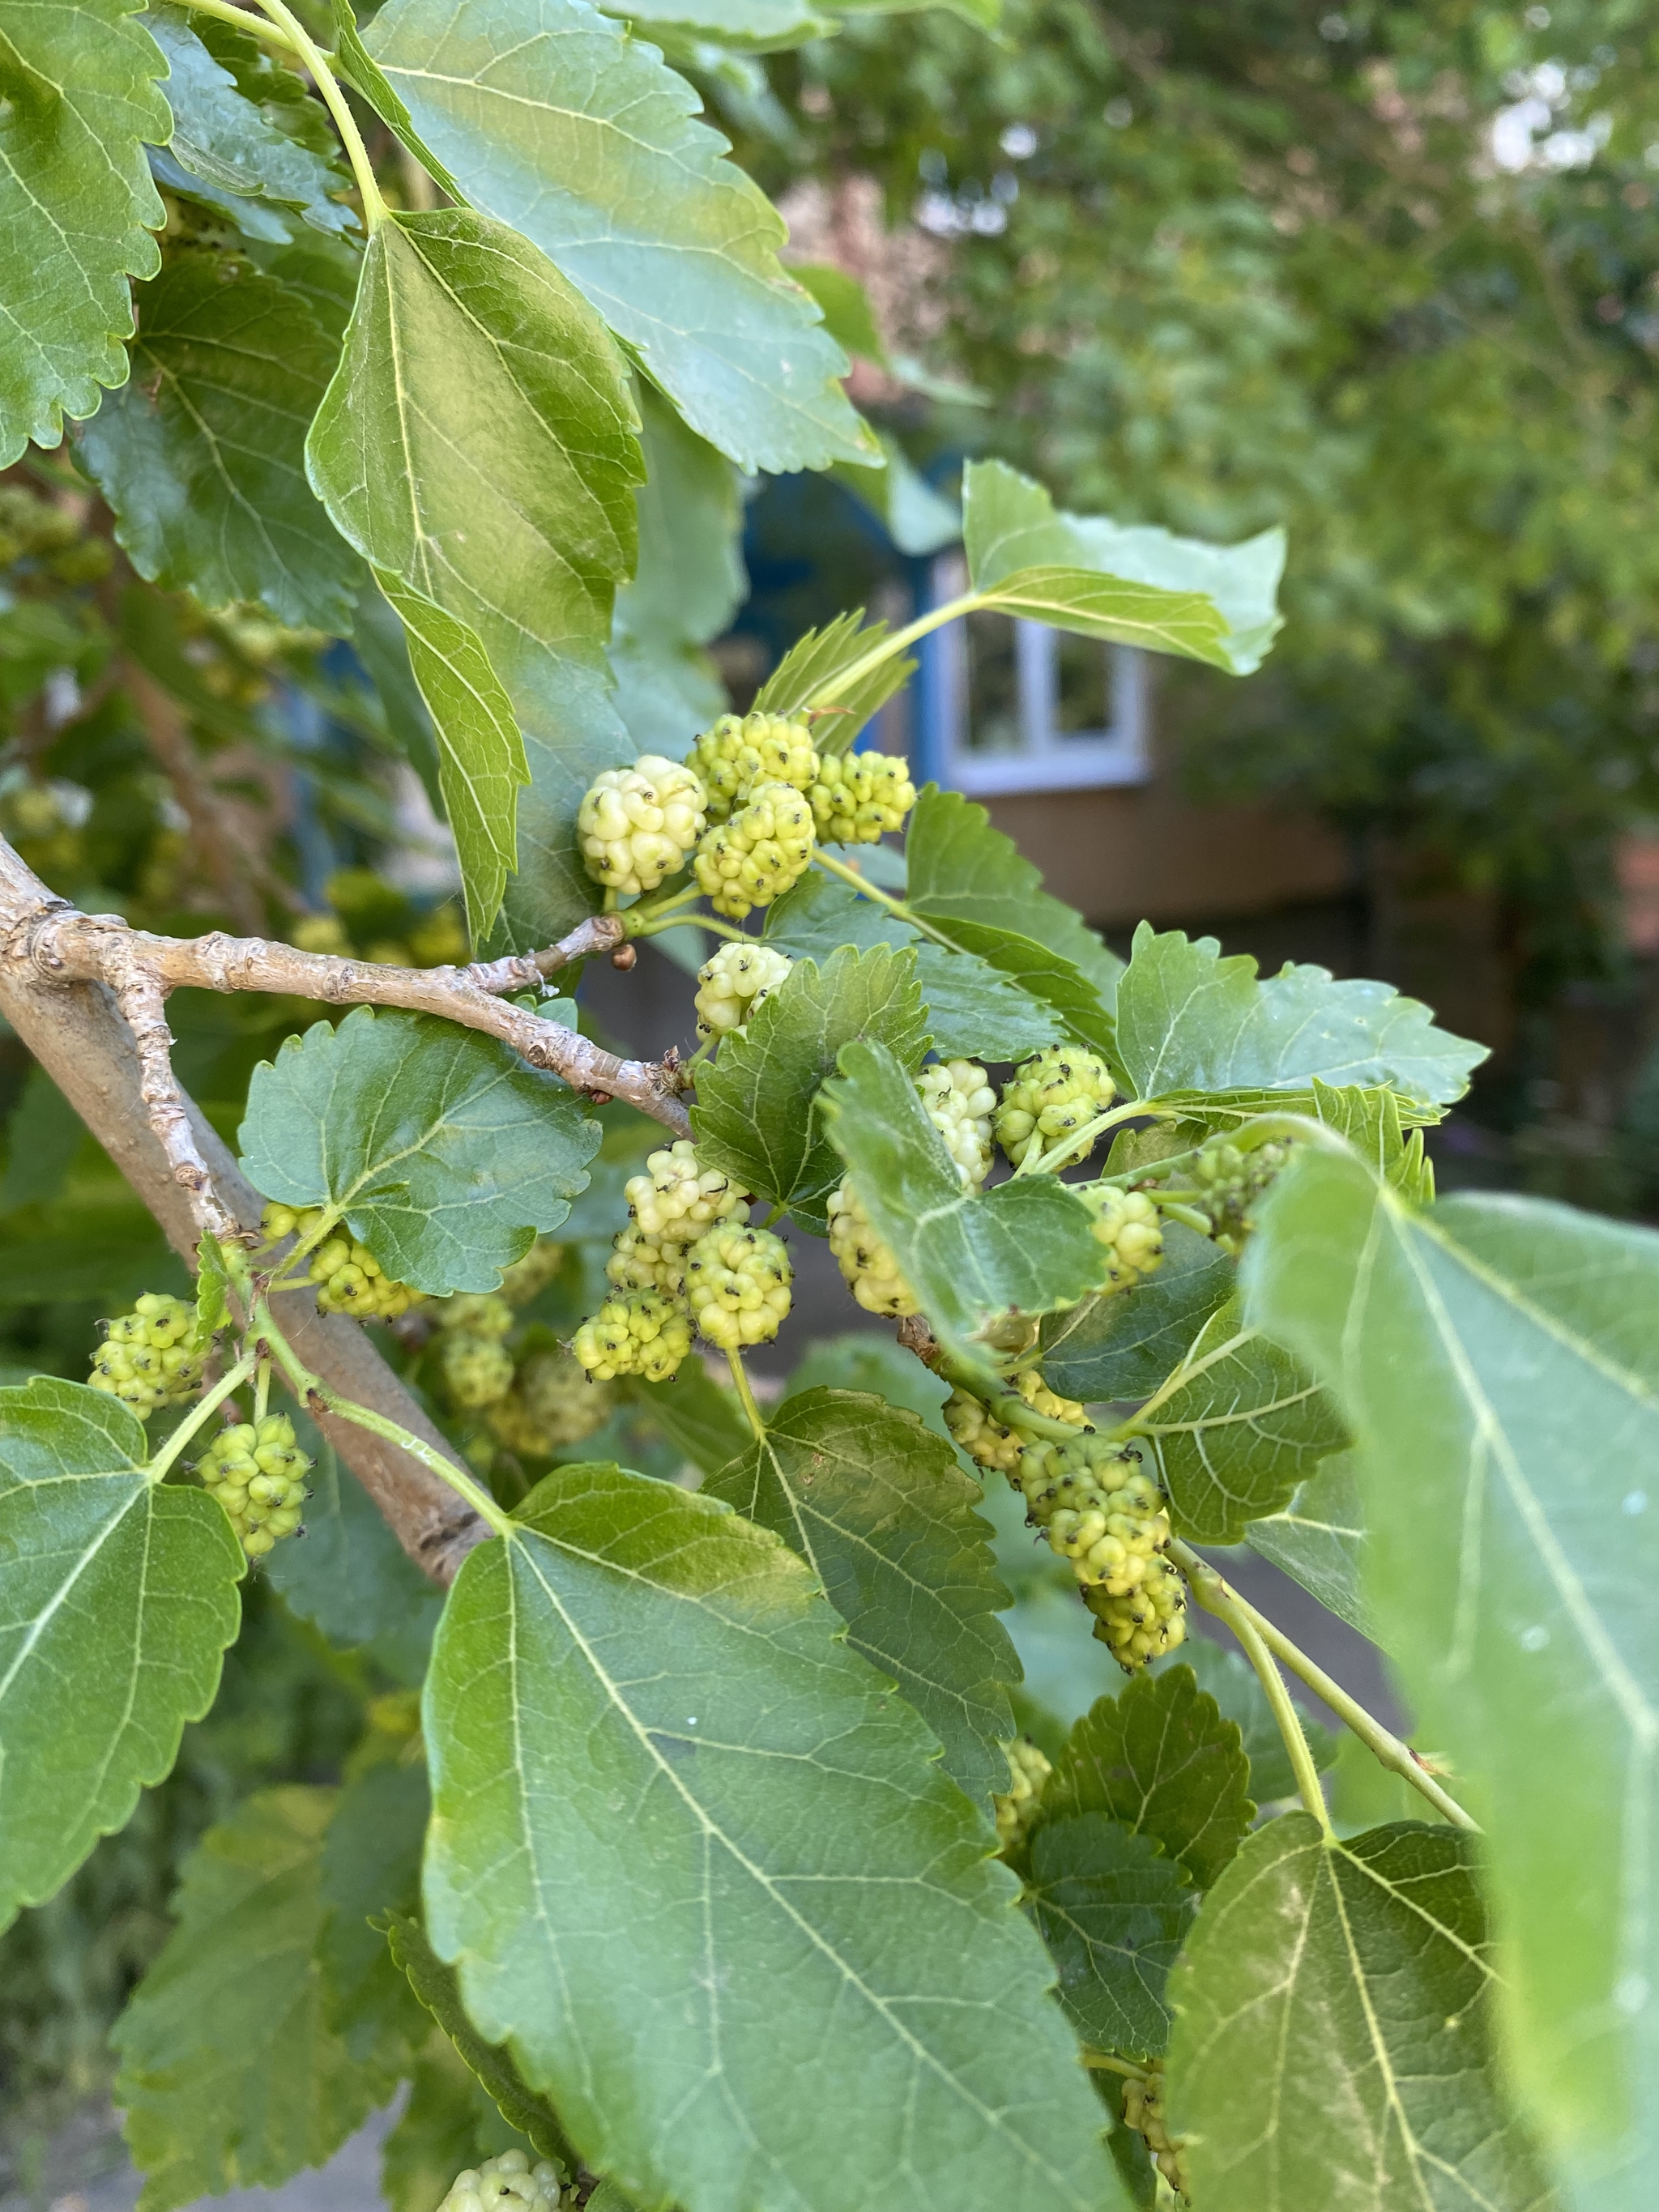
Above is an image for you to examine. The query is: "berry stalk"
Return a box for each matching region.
[143,1347,261,1484]
[1181,1558,1336,1836]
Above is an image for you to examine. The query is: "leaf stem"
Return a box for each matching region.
[177,0,309,53]
[254,1354,271,1425]
[1180,1551,1334,1835]
[255,1298,512,1536]
[935,1354,1089,1443]
[145,1349,259,1485]
[726,1347,767,1442]
[249,0,386,228]
[809,848,956,948]
[808,591,983,709]
[1170,1541,1479,1832]
[1156,1199,1214,1236]
[634,910,745,945]
[1080,2049,1149,2082]
[1017,1099,1164,1178]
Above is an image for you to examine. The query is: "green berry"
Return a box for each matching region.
[89,1293,210,1415]
[1120,2058,1190,2198]
[993,1737,1052,1854]
[916,1059,996,1187]
[198,1413,312,1559]
[437,2147,567,2212]
[262,1203,422,1319]
[1010,1366,1088,1426]
[684,1225,793,1349]
[488,1349,613,1457]
[436,1293,514,1340]
[1003,1431,1186,1668]
[625,1140,751,1242]
[994,1046,1117,1169]
[827,1179,917,1317]
[605,1221,688,1298]
[693,780,816,920]
[693,941,793,1037]
[1190,1138,1293,1256]
[806,750,916,844]
[439,1330,516,1410]
[1081,1185,1165,1291]
[497,1237,567,1306]
[577,756,707,893]
[574,1289,693,1382]
[1084,1557,1188,1673]
[689,710,819,821]
[943,1387,1026,1473]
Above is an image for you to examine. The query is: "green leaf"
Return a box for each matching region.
[75,257,359,632]
[692,944,928,1229]
[1245,1152,1659,2180]
[264,1437,444,1663]
[1244,1448,1376,1643]
[1021,1814,1195,2061]
[114,1788,399,2211]
[597,0,833,49]
[0,1377,242,1933]
[754,608,916,743]
[0,0,166,461]
[194,1231,230,1336]
[1039,1225,1235,1404]
[1158,1638,1338,1809]
[1132,1294,1348,1545]
[147,6,354,236]
[384,1912,578,2167]
[821,1040,1103,1370]
[791,261,889,366]
[625,1357,752,1477]
[905,786,1124,1016]
[706,1387,1020,1803]
[318,1762,431,2069]
[783,1332,954,1441]
[1307,1076,1436,1201]
[1166,1815,1558,2211]
[352,583,444,814]
[382,2039,540,2212]
[361,0,876,473]
[305,204,642,935]
[238,1006,600,1294]
[1041,1664,1254,1891]
[1114,925,1487,1108]
[373,572,526,940]
[423,1460,1115,2212]
[963,459,1284,676]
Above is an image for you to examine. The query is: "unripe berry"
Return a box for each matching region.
[487,1349,613,1456]
[916,1059,996,1187]
[1085,1556,1188,1673]
[436,1293,514,1341]
[497,1237,567,1306]
[577,756,707,893]
[1010,1366,1088,1426]
[806,750,917,844]
[943,1387,1026,1474]
[684,1225,792,1349]
[827,1180,917,1317]
[606,1221,688,1298]
[439,1331,516,1410]
[690,710,818,821]
[994,1737,1052,1853]
[574,1289,693,1382]
[261,1203,422,1319]
[1191,1138,1292,1257]
[693,780,816,920]
[694,941,793,1037]
[1081,1186,1165,1291]
[1120,2059,1191,2197]
[89,1294,209,1415]
[437,2149,567,2212]
[625,1140,751,1242]
[994,1046,1117,1169]
[198,1413,312,1558]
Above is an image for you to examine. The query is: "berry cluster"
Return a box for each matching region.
[576,756,706,894]
[198,1413,311,1558]
[260,1204,422,1319]
[995,1046,1118,1169]
[574,1288,693,1382]
[694,780,817,920]
[943,1387,1026,1474]
[684,1225,793,1349]
[827,1181,916,1318]
[993,1737,1052,1854]
[1011,1366,1088,1426]
[829,1061,996,1315]
[582,1142,770,1378]
[1121,2061,1190,2201]
[435,1294,516,1411]
[89,1294,211,1415]
[487,1348,613,1457]
[437,2150,567,2212]
[693,942,792,1037]
[1081,1185,1166,1292]
[1189,1138,1292,1257]
[691,710,819,819]
[808,751,916,845]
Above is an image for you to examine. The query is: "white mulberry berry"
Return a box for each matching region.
[262,1203,422,1319]
[198,1413,312,1559]
[827,1180,917,1317]
[497,1238,566,1306]
[690,710,818,821]
[1120,2061,1190,2199]
[89,1293,211,1415]
[578,756,707,894]
[693,780,816,920]
[1011,1366,1088,1426]
[1081,1186,1165,1291]
[943,1387,1025,1473]
[1190,1138,1293,1257]
[625,1140,751,1242]
[438,1332,515,1410]
[684,1225,793,1349]
[994,1737,1052,1853]
[1085,1556,1188,1672]
[437,1293,514,1340]
[574,1289,692,1383]
[694,942,793,1037]
[994,1046,1118,1169]
[488,1349,612,1456]
[606,1221,688,1298]
[807,750,916,844]
[916,1059,996,1187]
[438,2149,568,2212]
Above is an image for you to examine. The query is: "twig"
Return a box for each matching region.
[463,911,627,993]
[101,931,237,1246]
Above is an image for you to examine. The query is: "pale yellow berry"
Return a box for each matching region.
[683,1225,793,1349]
[995,1046,1117,1169]
[827,1179,917,1317]
[694,941,793,1037]
[578,756,707,893]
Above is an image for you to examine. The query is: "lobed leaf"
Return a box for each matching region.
[362,0,876,473]
[238,1007,600,1295]
[1244,1448,1375,1643]
[0,1377,242,1933]
[422,1460,1118,2212]
[0,0,166,461]
[1021,1814,1196,2061]
[963,459,1284,676]
[1039,1224,1235,1404]
[706,1387,1020,1803]
[1245,1150,1659,2192]
[692,944,928,1229]
[625,1357,753,1479]
[1166,1814,1558,2211]
[1158,1639,1338,1809]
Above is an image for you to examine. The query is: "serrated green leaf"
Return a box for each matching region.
[384,1913,578,2167]
[147,6,354,236]
[783,1331,954,1441]
[905,786,1124,1013]
[422,1460,1117,2212]
[0,1377,242,1933]
[1115,924,1486,1108]
[1245,1448,1376,1643]
[238,1007,600,1294]
[114,1788,399,2212]
[1166,1815,1557,2211]
[305,204,641,935]
[1131,1294,1348,1545]
[0,0,166,461]
[374,572,525,940]
[1022,1813,1195,2061]
[1308,1076,1437,1200]
[706,1387,1020,1803]
[194,1233,230,1336]
[1039,1225,1235,1404]
[318,1762,430,2069]
[263,1436,444,1664]
[1244,1152,1659,2188]
[75,257,359,631]
[362,0,876,473]
[382,2038,540,2212]
[1155,1637,1338,1809]
[761,874,1063,1062]
[1041,1665,1254,1891]
[692,944,928,1228]
[822,1039,1103,1371]
[964,459,1284,676]
[625,1357,752,1478]
[598,0,832,50]
[757,609,916,744]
